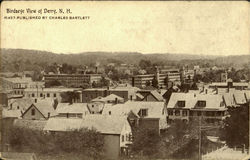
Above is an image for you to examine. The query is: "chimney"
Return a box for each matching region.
[115,97,118,104]
[194,93,196,97]
[215,86,218,94]
[130,95,133,101]
[53,99,58,110]
[205,89,207,94]
[95,66,98,74]
[48,112,50,119]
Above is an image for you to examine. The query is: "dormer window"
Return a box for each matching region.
[197,101,206,108]
[138,109,148,117]
[177,101,185,107]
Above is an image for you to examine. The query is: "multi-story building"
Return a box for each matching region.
[44,74,102,88]
[130,68,181,89]
[209,79,249,92]
[82,86,139,103]
[167,93,227,125]
[23,87,82,102]
[1,77,45,97]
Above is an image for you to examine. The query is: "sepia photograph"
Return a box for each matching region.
[0,1,250,160]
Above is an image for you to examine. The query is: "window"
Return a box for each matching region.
[40,93,43,97]
[109,111,111,115]
[47,93,50,97]
[175,110,180,116]
[168,110,173,115]
[122,135,124,142]
[197,111,202,116]
[54,93,57,97]
[31,109,35,116]
[182,110,188,116]
[138,109,148,117]
[177,101,185,107]
[197,101,206,108]
[32,93,35,97]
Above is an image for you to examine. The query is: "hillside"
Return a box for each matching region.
[0,48,249,72]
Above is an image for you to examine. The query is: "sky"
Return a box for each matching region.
[1,1,249,56]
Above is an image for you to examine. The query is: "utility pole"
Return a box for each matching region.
[198,116,202,160]
[249,102,250,154]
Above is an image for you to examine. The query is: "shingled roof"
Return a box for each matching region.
[167,93,226,110]
[44,115,130,135]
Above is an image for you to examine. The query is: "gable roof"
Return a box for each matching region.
[56,103,89,114]
[143,90,164,101]
[91,94,124,103]
[22,99,58,118]
[167,93,226,110]
[2,108,22,118]
[102,101,166,118]
[44,115,130,135]
[136,93,144,100]
[9,98,34,111]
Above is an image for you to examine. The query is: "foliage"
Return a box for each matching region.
[60,91,80,104]
[131,119,212,159]
[8,126,104,159]
[131,128,161,158]
[45,80,62,87]
[151,76,158,88]
[139,60,152,69]
[60,63,77,74]
[220,102,249,148]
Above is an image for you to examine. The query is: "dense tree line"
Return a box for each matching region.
[220,102,249,149]
[9,126,104,159]
[131,119,218,160]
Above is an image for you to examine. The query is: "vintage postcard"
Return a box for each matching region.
[0,1,250,160]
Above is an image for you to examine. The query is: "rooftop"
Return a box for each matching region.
[44,115,129,135]
[167,93,226,110]
[56,103,89,114]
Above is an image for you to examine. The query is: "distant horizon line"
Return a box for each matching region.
[1,47,249,57]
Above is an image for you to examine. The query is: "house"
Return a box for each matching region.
[2,108,22,119]
[142,90,164,102]
[8,98,34,112]
[209,79,249,92]
[23,87,82,103]
[221,90,249,107]
[167,93,227,125]
[43,115,132,159]
[82,86,139,103]
[21,99,58,120]
[44,73,102,88]
[56,103,90,118]
[91,94,125,104]
[102,101,168,131]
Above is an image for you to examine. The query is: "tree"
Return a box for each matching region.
[8,126,104,159]
[164,76,169,89]
[220,102,249,148]
[60,91,80,104]
[131,128,161,158]
[139,59,151,69]
[152,76,158,88]
[46,80,62,87]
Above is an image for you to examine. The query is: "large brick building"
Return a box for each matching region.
[44,74,102,88]
[130,68,181,89]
